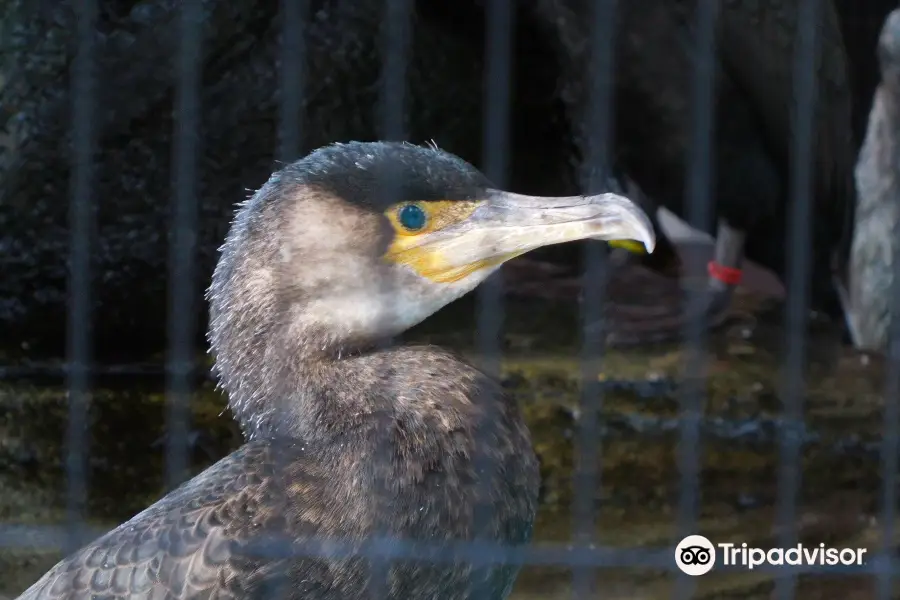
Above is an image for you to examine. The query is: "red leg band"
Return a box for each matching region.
[707,261,742,286]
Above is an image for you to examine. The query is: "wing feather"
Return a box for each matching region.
[15,441,328,600]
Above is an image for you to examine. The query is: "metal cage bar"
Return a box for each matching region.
[775,0,820,598]
[165,0,203,495]
[672,1,719,598]
[260,3,310,598]
[2,521,899,574]
[471,1,514,597]
[572,0,618,595]
[278,0,308,165]
[64,0,98,558]
[877,36,900,593]
[878,245,900,599]
[476,0,512,382]
[371,0,414,596]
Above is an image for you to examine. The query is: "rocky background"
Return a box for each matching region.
[1,0,894,361]
[0,0,581,360]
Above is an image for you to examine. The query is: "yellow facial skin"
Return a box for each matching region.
[383,200,520,283]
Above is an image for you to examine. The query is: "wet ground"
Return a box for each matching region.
[0,255,897,598]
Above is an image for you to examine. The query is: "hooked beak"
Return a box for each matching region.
[386,190,656,284]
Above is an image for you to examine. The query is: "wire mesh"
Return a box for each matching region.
[2,0,899,598]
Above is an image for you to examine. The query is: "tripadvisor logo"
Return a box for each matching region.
[674,535,868,576]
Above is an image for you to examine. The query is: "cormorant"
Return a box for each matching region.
[15,141,654,600]
[530,0,858,343]
[847,8,900,350]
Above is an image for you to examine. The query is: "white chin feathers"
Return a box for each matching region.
[299,264,498,342]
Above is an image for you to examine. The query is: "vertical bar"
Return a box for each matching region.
[374,0,412,595]
[574,0,617,596]
[265,4,308,598]
[472,1,513,597]
[775,0,820,598]
[476,0,512,382]
[165,0,202,491]
[278,0,308,163]
[65,0,98,555]
[379,0,411,143]
[672,1,718,599]
[876,211,900,598]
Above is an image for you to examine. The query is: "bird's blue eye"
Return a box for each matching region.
[398,204,427,231]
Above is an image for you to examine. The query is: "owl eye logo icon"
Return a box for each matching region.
[675,535,716,576]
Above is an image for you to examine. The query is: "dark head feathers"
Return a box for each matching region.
[270,141,493,210]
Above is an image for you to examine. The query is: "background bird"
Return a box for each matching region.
[528,0,857,344]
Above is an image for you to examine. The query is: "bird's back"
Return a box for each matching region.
[17,420,537,600]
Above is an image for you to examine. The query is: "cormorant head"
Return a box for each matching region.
[209,141,655,362]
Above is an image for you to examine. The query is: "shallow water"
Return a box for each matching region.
[0,291,896,598]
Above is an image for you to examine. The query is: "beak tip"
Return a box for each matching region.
[601,192,656,254]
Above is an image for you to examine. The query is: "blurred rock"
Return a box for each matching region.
[0,0,878,361]
[849,9,900,351]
